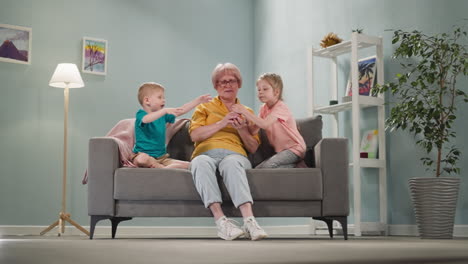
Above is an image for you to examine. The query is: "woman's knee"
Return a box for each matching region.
[219,154,251,170]
[191,155,216,169]
[191,155,217,180]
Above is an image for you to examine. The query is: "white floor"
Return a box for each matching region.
[2,235,468,264]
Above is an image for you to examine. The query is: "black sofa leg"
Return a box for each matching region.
[111,217,132,239]
[314,217,334,238]
[334,216,348,240]
[90,215,111,240]
[313,217,348,240]
[89,215,132,239]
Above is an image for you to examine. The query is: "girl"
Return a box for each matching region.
[232,73,306,168]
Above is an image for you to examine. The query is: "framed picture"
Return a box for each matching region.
[82,37,107,75]
[345,56,376,97]
[0,24,32,65]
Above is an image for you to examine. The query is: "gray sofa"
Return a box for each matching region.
[87,115,349,240]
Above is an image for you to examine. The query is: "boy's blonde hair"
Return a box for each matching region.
[257,73,283,101]
[137,82,165,105]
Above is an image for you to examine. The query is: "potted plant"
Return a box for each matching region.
[374,25,468,238]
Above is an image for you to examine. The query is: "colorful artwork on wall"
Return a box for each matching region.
[0,24,32,65]
[82,37,107,75]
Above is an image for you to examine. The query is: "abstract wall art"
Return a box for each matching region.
[82,37,107,75]
[0,24,32,65]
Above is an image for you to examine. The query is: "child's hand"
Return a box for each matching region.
[231,104,247,114]
[165,107,184,116]
[198,94,212,104]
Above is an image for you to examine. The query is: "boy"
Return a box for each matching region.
[133,82,211,169]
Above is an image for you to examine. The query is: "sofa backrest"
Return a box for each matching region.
[166,115,323,167]
[296,115,323,167]
[166,121,194,161]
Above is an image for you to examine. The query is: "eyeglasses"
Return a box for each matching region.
[218,79,238,86]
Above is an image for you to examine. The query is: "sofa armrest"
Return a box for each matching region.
[88,137,120,216]
[314,138,349,216]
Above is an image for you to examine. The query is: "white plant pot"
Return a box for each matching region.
[408,177,460,239]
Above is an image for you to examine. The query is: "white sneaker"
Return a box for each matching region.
[243,217,268,241]
[216,216,245,241]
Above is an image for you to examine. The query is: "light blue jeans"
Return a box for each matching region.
[190,149,253,208]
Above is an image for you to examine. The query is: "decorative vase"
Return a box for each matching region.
[408,177,460,239]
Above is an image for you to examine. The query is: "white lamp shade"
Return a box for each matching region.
[49,63,85,88]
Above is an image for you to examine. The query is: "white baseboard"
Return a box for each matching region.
[388,224,468,238]
[1,224,467,238]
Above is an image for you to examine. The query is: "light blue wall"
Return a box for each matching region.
[1,0,467,229]
[0,0,254,227]
[254,0,468,225]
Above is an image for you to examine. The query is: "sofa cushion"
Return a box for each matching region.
[243,168,323,201]
[114,168,201,201]
[114,167,323,201]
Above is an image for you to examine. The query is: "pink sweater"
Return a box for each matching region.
[259,101,306,158]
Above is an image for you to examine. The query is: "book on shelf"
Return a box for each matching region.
[360,129,378,158]
[343,56,377,102]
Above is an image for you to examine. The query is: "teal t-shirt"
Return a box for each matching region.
[133,109,176,158]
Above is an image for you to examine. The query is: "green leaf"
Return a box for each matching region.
[382,25,468,177]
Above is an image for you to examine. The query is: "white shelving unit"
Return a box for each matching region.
[307,33,387,236]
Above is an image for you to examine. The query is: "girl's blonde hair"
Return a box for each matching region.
[137,82,165,105]
[257,73,283,101]
[211,63,243,88]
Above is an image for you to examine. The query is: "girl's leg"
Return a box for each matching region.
[255,150,301,169]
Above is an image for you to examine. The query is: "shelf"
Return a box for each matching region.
[314,102,352,114]
[312,33,382,58]
[308,32,386,237]
[350,158,386,168]
[313,96,384,114]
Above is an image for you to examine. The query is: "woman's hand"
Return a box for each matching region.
[190,112,242,142]
[233,114,259,153]
[220,112,241,127]
[230,115,248,130]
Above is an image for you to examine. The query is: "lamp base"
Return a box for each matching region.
[40,212,90,237]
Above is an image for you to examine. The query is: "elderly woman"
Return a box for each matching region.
[189,63,267,241]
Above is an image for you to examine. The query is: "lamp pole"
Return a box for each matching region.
[40,64,90,237]
[60,86,69,233]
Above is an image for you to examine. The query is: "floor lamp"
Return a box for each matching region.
[40,63,90,237]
